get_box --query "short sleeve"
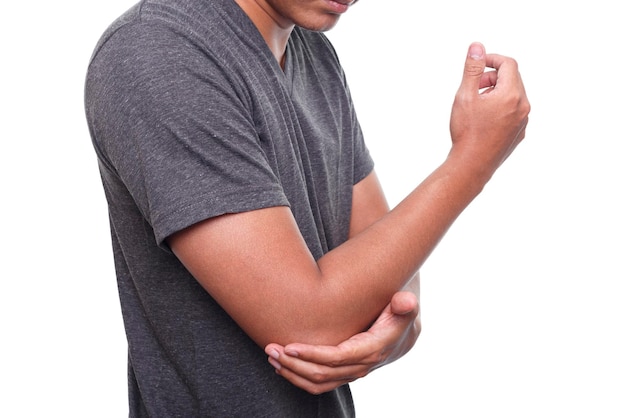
[86,22,289,246]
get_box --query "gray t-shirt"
[85,0,374,416]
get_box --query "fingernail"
[469,43,484,60]
[268,357,281,371]
[285,349,298,357]
[268,349,280,360]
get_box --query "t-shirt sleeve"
[351,114,375,185]
[87,23,289,247]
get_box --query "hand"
[264,290,421,395]
[449,42,531,179]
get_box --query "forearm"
[170,152,485,349]
[313,153,485,343]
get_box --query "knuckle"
[363,350,384,365]
[464,63,484,76]
[503,56,519,70]
[330,346,360,367]
[328,359,344,368]
[310,370,330,384]
[327,354,349,368]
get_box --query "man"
[85,0,529,416]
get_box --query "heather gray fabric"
[85,0,373,416]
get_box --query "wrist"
[444,144,497,194]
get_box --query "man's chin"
[299,15,341,32]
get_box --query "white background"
[2,1,624,417]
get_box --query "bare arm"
[168,43,529,349]
[260,165,422,394]
[167,159,464,348]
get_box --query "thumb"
[459,42,486,93]
[390,291,419,316]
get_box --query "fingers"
[266,342,345,367]
[271,360,358,395]
[460,43,524,96]
[274,333,380,368]
[265,343,368,395]
[262,291,422,394]
[482,53,527,99]
[479,71,497,92]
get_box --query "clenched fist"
[449,42,530,182]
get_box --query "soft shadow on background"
[2,2,623,417]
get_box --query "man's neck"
[234,0,294,67]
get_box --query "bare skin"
[168,0,530,395]
[234,0,352,62]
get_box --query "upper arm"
[167,205,325,348]
[167,171,391,349]
[349,170,390,238]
